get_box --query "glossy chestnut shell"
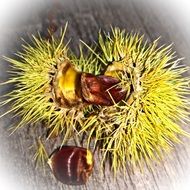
[48,146,94,185]
[81,73,126,106]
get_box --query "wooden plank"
[0,0,190,189]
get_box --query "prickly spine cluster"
[1,23,190,183]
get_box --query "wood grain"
[0,0,190,190]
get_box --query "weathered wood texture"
[0,0,190,190]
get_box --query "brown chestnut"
[81,73,126,106]
[48,146,94,185]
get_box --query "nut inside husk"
[1,24,190,178]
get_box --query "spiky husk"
[1,25,190,175]
[80,28,190,173]
[0,24,100,144]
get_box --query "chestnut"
[81,73,126,106]
[48,146,94,185]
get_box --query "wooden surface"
[0,0,190,189]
